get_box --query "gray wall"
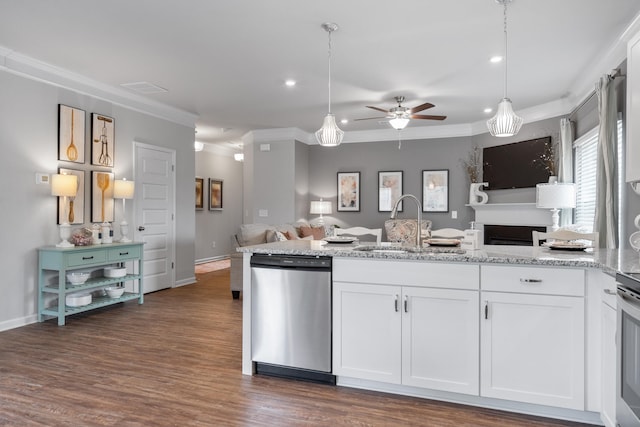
[0,70,195,329]
[195,150,243,262]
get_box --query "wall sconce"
[234,153,244,162]
[194,141,204,152]
[310,198,332,226]
[536,182,576,231]
[51,173,78,247]
[113,178,135,242]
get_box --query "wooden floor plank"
[0,268,591,426]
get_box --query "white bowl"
[65,292,92,307]
[630,231,640,252]
[103,267,126,278]
[67,272,90,285]
[104,286,125,298]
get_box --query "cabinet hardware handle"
[119,252,129,256]
[394,294,399,312]
[82,256,94,260]
[520,278,542,283]
[604,289,617,295]
[404,295,408,313]
[138,226,145,231]
[484,300,489,319]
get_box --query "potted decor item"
[462,146,489,205]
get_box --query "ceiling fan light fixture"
[487,0,522,138]
[389,117,410,130]
[316,22,344,147]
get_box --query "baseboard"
[175,276,197,287]
[195,255,230,265]
[0,314,37,332]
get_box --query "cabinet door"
[480,292,585,410]
[402,287,479,395]
[333,281,401,383]
[601,301,617,427]
[628,32,640,183]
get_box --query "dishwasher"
[250,253,334,384]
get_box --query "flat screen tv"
[482,136,552,190]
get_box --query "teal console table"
[38,242,144,325]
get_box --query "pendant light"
[487,0,523,137]
[316,22,344,147]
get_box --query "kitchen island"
[238,241,640,426]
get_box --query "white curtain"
[594,75,618,248]
[558,118,574,227]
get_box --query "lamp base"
[119,220,131,242]
[550,208,561,232]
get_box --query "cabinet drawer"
[108,246,141,261]
[66,250,107,267]
[481,265,584,296]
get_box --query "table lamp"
[310,198,332,226]
[51,173,78,247]
[536,182,576,231]
[113,178,135,242]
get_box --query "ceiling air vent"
[120,81,168,94]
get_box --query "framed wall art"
[422,169,449,213]
[91,171,115,223]
[209,178,223,210]
[57,168,85,225]
[91,113,115,167]
[378,170,403,212]
[58,104,86,163]
[337,171,360,212]
[195,177,204,210]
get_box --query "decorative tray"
[323,236,357,244]
[425,238,461,247]
[543,241,590,251]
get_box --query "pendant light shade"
[316,22,344,147]
[487,0,522,137]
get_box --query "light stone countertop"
[237,240,640,276]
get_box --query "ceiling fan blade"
[354,116,387,121]
[411,114,447,121]
[366,106,390,113]
[410,102,435,114]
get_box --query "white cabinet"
[333,259,480,395]
[627,31,640,183]
[480,265,585,410]
[601,279,617,427]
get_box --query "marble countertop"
[238,240,640,276]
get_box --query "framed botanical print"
[378,171,403,212]
[422,169,449,212]
[58,105,86,163]
[91,113,115,167]
[91,171,115,223]
[195,177,204,210]
[209,178,223,210]
[337,172,360,212]
[58,168,85,225]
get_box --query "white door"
[134,142,175,293]
[480,292,585,410]
[402,287,479,395]
[333,281,402,383]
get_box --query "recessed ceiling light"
[484,108,493,114]
[285,79,296,87]
[489,56,503,63]
[340,119,348,125]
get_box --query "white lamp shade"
[113,179,135,199]
[389,117,409,130]
[487,98,524,137]
[310,200,332,215]
[51,174,78,197]
[536,182,576,209]
[315,114,344,147]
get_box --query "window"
[573,119,623,232]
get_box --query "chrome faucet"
[390,194,423,248]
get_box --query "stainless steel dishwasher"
[250,254,334,384]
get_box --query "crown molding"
[0,46,198,128]
[247,127,309,144]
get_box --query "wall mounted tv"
[482,136,552,190]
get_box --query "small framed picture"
[378,171,403,212]
[337,172,360,212]
[195,177,204,210]
[422,169,449,213]
[209,178,223,210]
[91,113,115,167]
[91,171,115,223]
[58,105,86,163]
[58,168,85,225]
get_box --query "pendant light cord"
[503,1,508,99]
[327,29,333,114]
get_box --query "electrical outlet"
[451,210,458,219]
[258,209,268,217]
[212,241,216,248]
[36,173,49,184]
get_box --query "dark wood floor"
[0,267,593,426]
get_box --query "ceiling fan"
[355,96,447,130]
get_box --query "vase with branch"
[533,137,558,181]
[461,146,488,204]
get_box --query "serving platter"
[544,241,590,251]
[425,238,461,247]
[323,236,357,244]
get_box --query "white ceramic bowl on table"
[66,272,90,285]
[104,286,125,298]
[65,292,92,307]
[103,267,126,278]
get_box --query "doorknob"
[138,226,145,231]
